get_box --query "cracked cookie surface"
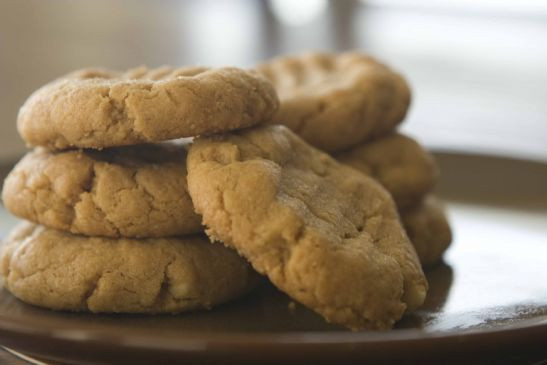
[336,133,439,209]
[18,66,279,149]
[402,195,452,267]
[2,143,202,238]
[255,52,410,152]
[0,222,258,313]
[186,125,427,330]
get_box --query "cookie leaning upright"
[186,125,427,330]
[255,52,411,152]
[17,66,279,149]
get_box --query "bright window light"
[269,0,328,26]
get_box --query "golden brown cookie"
[336,133,439,209]
[2,143,202,238]
[186,125,427,330]
[402,195,452,267]
[18,66,279,149]
[255,52,411,152]
[0,222,258,313]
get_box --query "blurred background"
[0,0,546,164]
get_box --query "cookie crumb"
[288,301,296,314]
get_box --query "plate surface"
[0,152,545,365]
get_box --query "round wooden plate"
[0,152,545,365]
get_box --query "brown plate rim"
[0,305,544,346]
[0,312,545,365]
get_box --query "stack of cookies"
[0,66,279,314]
[255,52,452,267]
[1,51,451,331]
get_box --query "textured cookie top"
[186,125,427,330]
[2,143,202,238]
[401,195,452,267]
[336,133,439,210]
[255,52,411,152]
[0,222,257,313]
[18,66,279,149]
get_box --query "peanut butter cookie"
[0,222,258,313]
[18,66,279,149]
[255,52,410,152]
[186,125,427,330]
[2,143,202,238]
[336,133,438,209]
[402,195,452,267]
